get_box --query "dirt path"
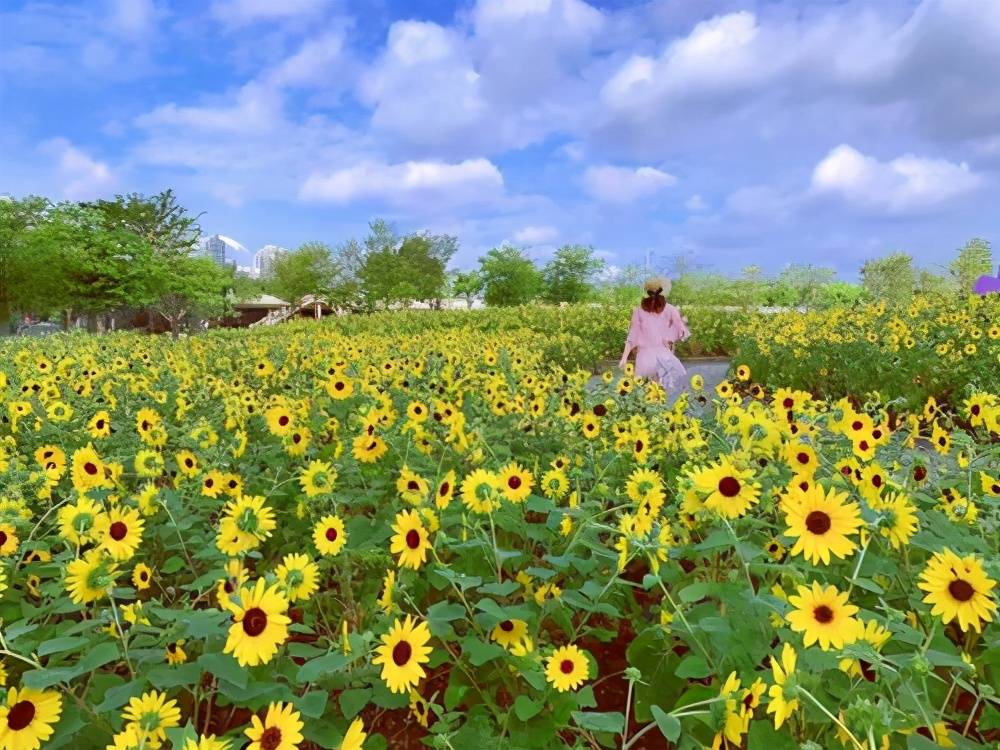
[588,357,731,402]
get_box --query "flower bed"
[0,313,996,749]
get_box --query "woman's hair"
[640,276,670,313]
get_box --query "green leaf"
[198,652,248,689]
[296,650,352,683]
[678,582,713,603]
[38,636,90,657]
[161,556,186,574]
[339,688,372,719]
[93,679,147,713]
[675,655,711,679]
[427,601,466,622]
[571,711,624,734]
[147,663,202,690]
[478,581,520,596]
[650,706,681,742]
[514,695,543,721]
[293,690,328,718]
[461,636,506,667]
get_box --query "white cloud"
[513,225,558,244]
[40,138,116,200]
[300,158,504,207]
[810,144,983,214]
[583,165,676,203]
[261,31,346,89]
[107,0,156,38]
[684,194,707,211]
[211,0,333,25]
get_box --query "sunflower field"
[0,304,997,750]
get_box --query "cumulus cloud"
[583,165,676,203]
[684,194,707,211]
[513,225,559,244]
[211,0,333,26]
[40,138,116,200]
[300,158,504,207]
[810,144,983,214]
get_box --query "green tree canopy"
[950,238,993,292]
[267,242,339,303]
[541,244,604,303]
[359,233,452,309]
[861,252,916,305]
[449,270,484,308]
[478,245,543,307]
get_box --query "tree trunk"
[64,308,73,331]
[0,292,10,335]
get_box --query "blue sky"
[3,0,1000,277]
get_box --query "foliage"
[478,245,543,307]
[861,252,917,306]
[950,238,993,292]
[86,189,201,257]
[267,242,340,304]
[0,310,996,749]
[148,255,233,334]
[541,245,604,304]
[449,271,484,308]
[359,233,453,309]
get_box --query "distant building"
[254,244,286,278]
[200,235,228,265]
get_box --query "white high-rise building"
[254,245,286,278]
[198,234,248,266]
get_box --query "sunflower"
[917,549,997,633]
[98,506,145,561]
[396,467,429,505]
[712,671,748,748]
[299,460,337,498]
[544,644,590,692]
[490,618,529,650]
[33,445,65,476]
[783,485,862,565]
[373,615,433,694]
[378,570,395,612]
[246,702,303,750]
[313,515,347,556]
[70,443,107,492]
[224,579,291,667]
[409,691,430,728]
[182,736,231,750]
[340,717,366,750]
[839,619,890,680]
[766,643,800,729]
[88,410,112,438]
[689,456,760,518]
[122,690,181,748]
[132,563,153,590]
[175,449,200,478]
[786,581,860,650]
[0,525,18,558]
[873,492,918,549]
[325,376,354,400]
[275,553,320,602]
[625,467,665,509]
[216,495,276,555]
[460,469,500,514]
[165,640,188,665]
[784,443,817,477]
[352,433,388,463]
[264,405,295,437]
[435,470,456,509]
[65,550,117,604]
[134,449,165,479]
[498,462,533,503]
[389,510,431,570]
[0,687,63,750]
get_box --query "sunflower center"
[508,476,521,490]
[109,521,128,541]
[242,607,268,636]
[260,726,283,750]
[0,532,6,546]
[392,641,412,666]
[948,579,975,602]
[84,461,98,475]
[805,511,832,535]
[439,482,450,496]
[499,620,514,632]
[325,527,338,542]
[718,476,741,497]
[635,439,644,453]
[796,452,809,465]
[405,529,421,549]
[278,415,289,426]
[559,659,575,674]
[6,700,35,730]
[813,605,834,624]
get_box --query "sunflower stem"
[798,686,864,750]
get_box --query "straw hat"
[643,276,671,296]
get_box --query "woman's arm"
[619,308,640,367]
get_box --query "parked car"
[16,321,63,337]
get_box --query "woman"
[619,276,690,391]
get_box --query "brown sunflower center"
[718,476,741,497]
[805,511,832,535]
[948,579,975,602]
[499,620,514,632]
[796,452,809,465]
[508,476,521,490]
[392,641,412,666]
[109,521,128,541]
[439,482,450,496]
[325,527,338,542]
[405,529,421,549]
[259,726,282,750]
[7,700,35,730]
[813,605,834,624]
[242,607,268,636]
[84,461,98,475]
[278,415,289,426]
[559,659,575,674]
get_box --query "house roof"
[234,294,291,309]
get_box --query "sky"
[3,0,1000,277]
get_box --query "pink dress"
[619,304,690,390]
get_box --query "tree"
[148,255,231,334]
[86,189,201,256]
[541,244,604,303]
[450,271,484,308]
[0,196,53,333]
[478,245,542,306]
[950,238,993,292]
[777,264,837,307]
[860,252,916,305]
[268,242,339,303]
[359,234,449,309]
